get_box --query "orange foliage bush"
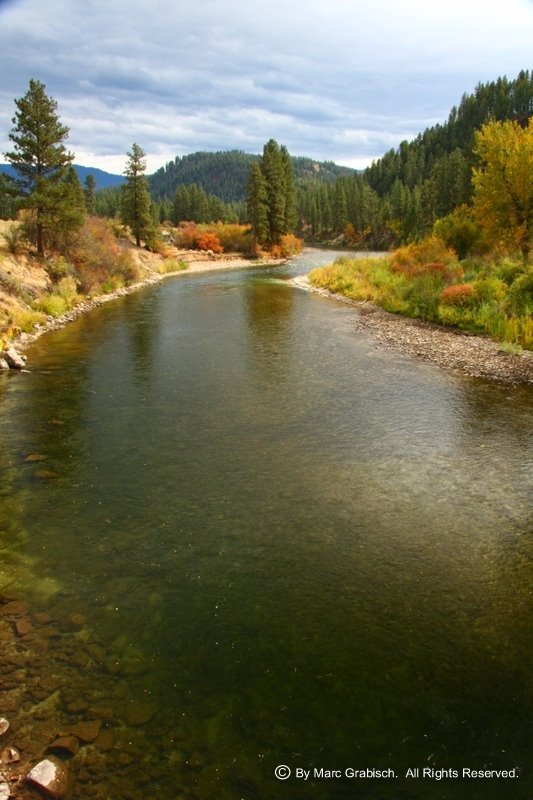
[439,283,475,307]
[173,222,198,250]
[195,232,223,253]
[271,234,303,259]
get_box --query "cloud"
[1,0,532,172]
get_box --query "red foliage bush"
[439,283,475,307]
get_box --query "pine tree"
[280,145,297,233]
[121,143,153,247]
[4,79,80,256]
[84,174,97,214]
[247,162,269,250]
[262,139,286,245]
[46,166,86,251]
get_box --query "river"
[0,251,532,799]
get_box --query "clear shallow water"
[0,252,532,799]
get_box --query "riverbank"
[291,275,533,385]
[6,252,282,357]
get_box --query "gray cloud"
[1,0,532,172]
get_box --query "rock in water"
[0,779,10,800]
[26,757,69,799]
[1,746,20,764]
[0,718,9,737]
[3,347,26,370]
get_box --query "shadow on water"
[0,254,531,799]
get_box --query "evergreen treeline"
[299,70,533,247]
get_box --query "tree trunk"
[37,222,44,257]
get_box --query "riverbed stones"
[25,453,47,463]
[1,748,19,765]
[0,600,29,617]
[0,719,9,737]
[26,756,69,799]
[123,699,159,727]
[69,719,102,743]
[47,735,79,757]
[15,618,33,636]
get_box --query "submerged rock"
[26,757,69,799]
[124,699,160,727]
[1,747,20,765]
[69,719,102,743]
[47,735,79,757]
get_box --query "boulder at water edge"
[3,348,26,370]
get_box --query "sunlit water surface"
[0,252,532,799]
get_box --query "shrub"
[506,269,533,316]
[495,257,527,285]
[278,234,303,258]
[440,283,475,307]
[173,222,198,250]
[6,309,45,333]
[211,223,252,253]
[393,235,458,268]
[67,218,138,294]
[57,276,81,307]
[47,256,75,282]
[3,223,26,255]
[158,259,188,274]
[392,260,463,284]
[433,205,484,259]
[39,294,67,317]
[195,232,223,253]
[472,277,507,304]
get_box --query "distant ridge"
[0,163,124,190]
[148,150,356,203]
[1,152,355,202]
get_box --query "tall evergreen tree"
[261,139,286,245]
[280,145,297,233]
[84,174,97,214]
[121,143,153,247]
[4,79,80,256]
[247,162,269,249]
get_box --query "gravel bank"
[291,275,533,385]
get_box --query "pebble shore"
[291,275,533,385]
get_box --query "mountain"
[148,150,355,203]
[0,163,124,190]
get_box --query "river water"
[0,251,532,799]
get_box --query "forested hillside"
[148,150,354,203]
[302,70,533,247]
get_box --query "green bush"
[39,294,67,317]
[3,223,26,255]
[506,269,533,316]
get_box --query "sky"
[0,0,532,175]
